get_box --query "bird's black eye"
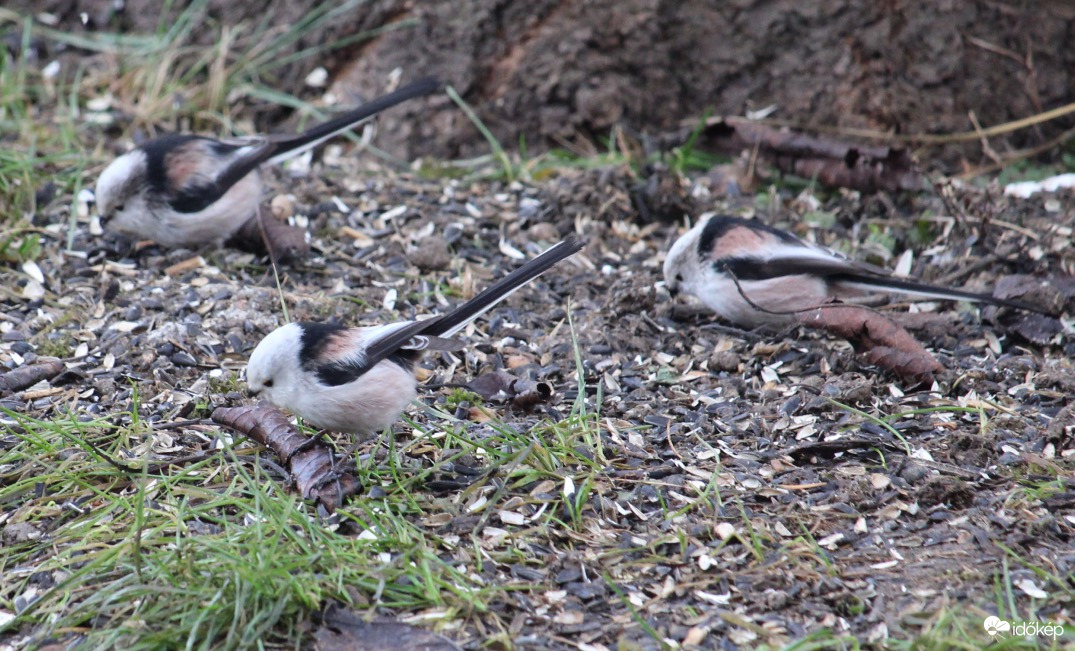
[675,273,684,282]
[114,203,125,212]
[263,379,274,388]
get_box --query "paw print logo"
[984,616,1010,638]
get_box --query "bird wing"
[313,236,583,386]
[314,318,448,386]
[717,242,890,282]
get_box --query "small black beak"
[668,286,679,298]
[246,388,260,398]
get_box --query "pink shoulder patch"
[314,329,366,364]
[164,140,214,190]
[709,225,779,261]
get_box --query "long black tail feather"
[837,273,1049,314]
[335,237,584,384]
[432,236,585,336]
[269,77,441,160]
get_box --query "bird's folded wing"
[718,253,885,282]
[318,317,447,386]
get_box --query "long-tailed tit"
[664,214,1039,328]
[93,77,439,248]
[246,237,583,434]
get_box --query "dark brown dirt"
[10,1,1074,162]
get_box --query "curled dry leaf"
[226,210,310,264]
[212,402,360,512]
[0,361,65,396]
[464,370,553,409]
[796,304,943,385]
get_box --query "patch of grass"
[1,405,508,647]
[891,605,1070,650]
[827,399,999,456]
[994,157,1069,188]
[442,87,728,184]
[0,230,44,264]
[31,332,75,359]
[603,575,671,650]
[802,209,838,229]
[442,387,483,411]
[756,630,862,650]
[826,398,914,455]
[994,544,1075,602]
[207,370,244,395]
[668,109,722,174]
[1016,477,1066,502]
[883,557,1073,650]
[788,522,839,577]
[0,15,86,248]
[446,85,517,183]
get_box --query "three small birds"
[92,79,1041,437]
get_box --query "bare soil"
[12,0,1075,161]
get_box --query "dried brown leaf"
[226,210,309,263]
[212,402,360,511]
[464,370,553,408]
[796,305,943,384]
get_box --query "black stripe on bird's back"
[301,318,397,387]
[716,256,814,281]
[696,215,801,260]
[308,319,438,387]
[142,134,243,214]
[141,134,207,195]
[314,350,421,387]
[297,322,350,369]
[315,363,359,387]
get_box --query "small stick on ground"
[0,361,65,396]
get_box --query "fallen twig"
[0,361,65,396]
[703,118,925,192]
